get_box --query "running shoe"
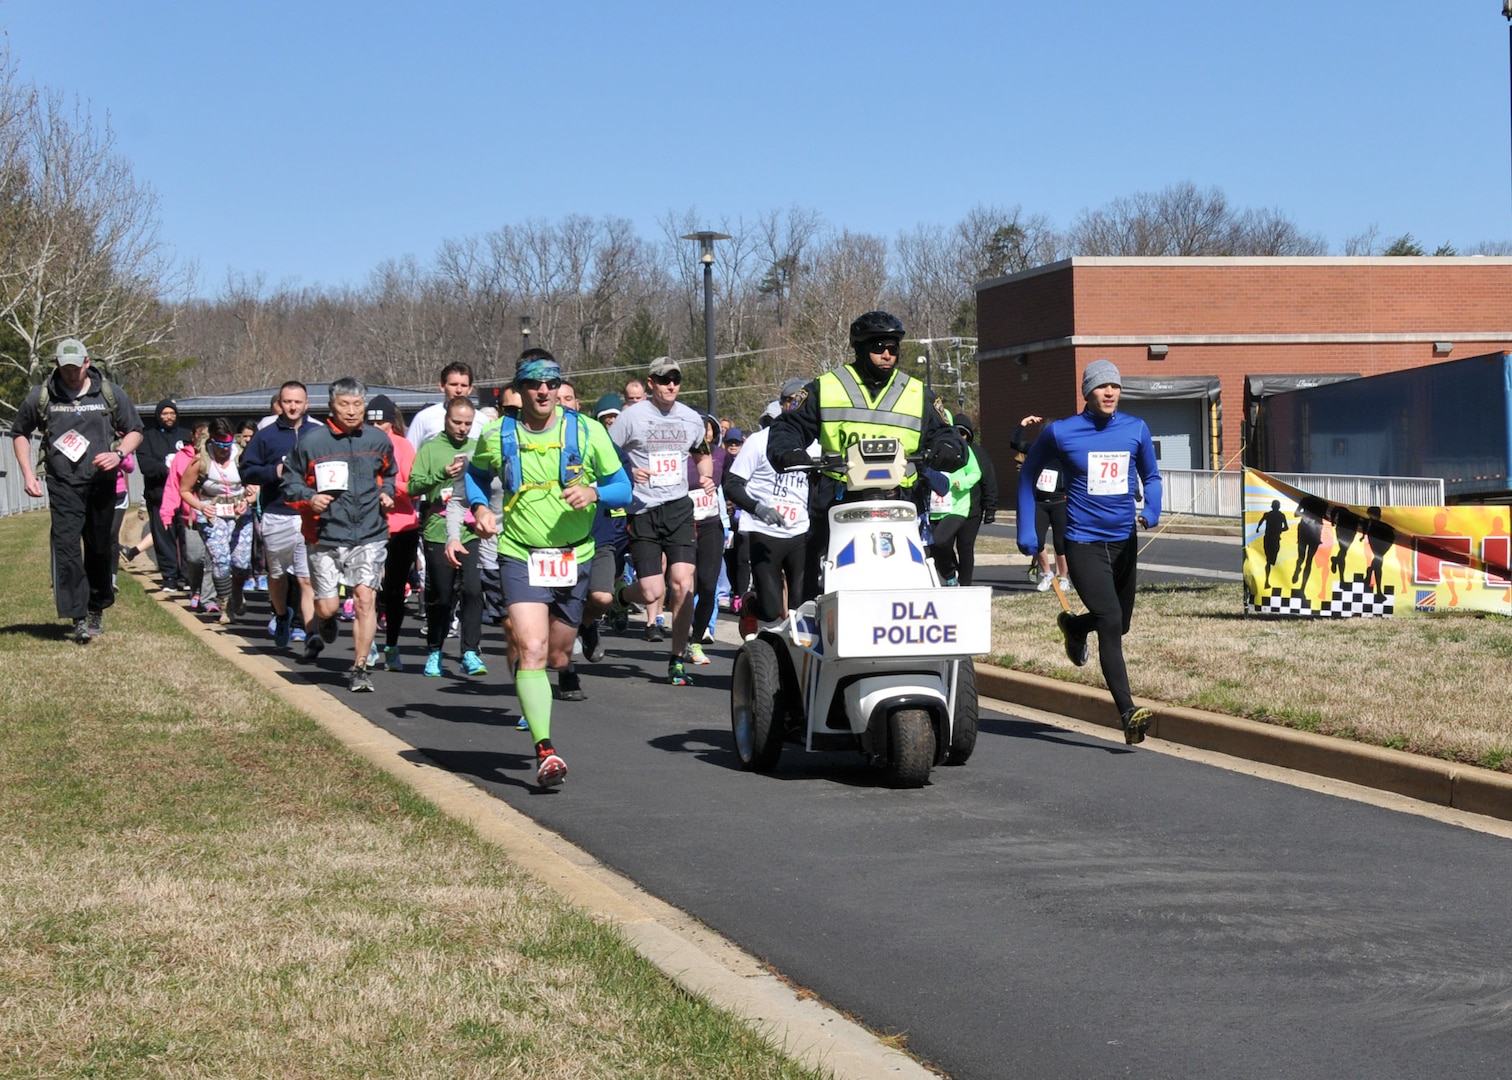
[188,594,201,612]
[273,611,292,650]
[1121,706,1153,745]
[86,609,104,637]
[668,657,691,686]
[1036,573,1055,592]
[348,666,374,693]
[1058,576,1071,593]
[218,604,232,625]
[685,642,709,666]
[702,627,714,644]
[366,644,385,670]
[267,614,279,636]
[1027,565,1041,584]
[290,625,307,643]
[338,597,355,622]
[319,615,339,644]
[461,651,488,676]
[1057,611,1089,667]
[203,600,221,616]
[535,748,567,788]
[609,585,630,633]
[517,715,530,730]
[383,646,404,672]
[303,634,324,661]
[646,615,666,643]
[72,617,92,644]
[448,615,460,638]
[424,650,443,678]
[255,575,268,592]
[580,619,605,663]
[230,583,246,617]
[557,669,586,701]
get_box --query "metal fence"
[1158,470,1446,518]
[1,437,146,517]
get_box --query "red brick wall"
[978,258,1512,477]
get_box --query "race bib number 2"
[1086,451,1130,496]
[528,547,578,587]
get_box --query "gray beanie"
[1082,359,1122,398]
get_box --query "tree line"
[4,29,1508,430]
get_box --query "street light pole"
[519,314,532,356]
[681,230,730,416]
[1505,2,1512,226]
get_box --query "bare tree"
[0,76,180,410]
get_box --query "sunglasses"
[519,378,562,391]
[651,373,682,386]
[868,341,900,356]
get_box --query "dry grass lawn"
[991,580,1512,771]
[0,510,825,1079]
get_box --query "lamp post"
[681,230,730,416]
[519,314,532,356]
[1505,2,1512,224]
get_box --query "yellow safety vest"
[816,365,926,486]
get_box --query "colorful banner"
[1243,468,1512,617]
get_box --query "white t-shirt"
[609,399,707,511]
[729,426,814,538]
[408,399,484,451]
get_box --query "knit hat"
[1082,359,1121,398]
[593,392,623,420]
[365,395,399,425]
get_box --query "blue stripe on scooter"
[836,540,855,567]
[908,539,924,563]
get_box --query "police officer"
[9,338,144,642]
[765,311,964,598]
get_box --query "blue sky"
[4,1,1510,293]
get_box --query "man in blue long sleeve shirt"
[1017,360,1163,743]
[238,380,322,651]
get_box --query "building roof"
[170,384,443,420]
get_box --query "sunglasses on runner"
[651,373,682,386]
[868,341,900,356]
[519,378,562,391]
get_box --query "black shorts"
[629,499,696,578]
[499,554,590,626]
[588,535,629,595]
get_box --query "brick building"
[974,256,1512,484]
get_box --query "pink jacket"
[385,431,418,533]
[159,444,199,527]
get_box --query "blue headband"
[514,358,561,385]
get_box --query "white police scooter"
[730,439,992,787]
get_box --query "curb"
[137,571,935,1080]
[974,664,1512,822]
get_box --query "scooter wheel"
[731,638,784,772]
[945,661,979,766]
[887,708,935,788]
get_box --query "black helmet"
[848,310,905,348]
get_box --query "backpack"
[494,409,587,512]
[33,377,124,477]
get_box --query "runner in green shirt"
[465,351,632,789]
[410,396,485,676]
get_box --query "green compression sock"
[515,667,552,743]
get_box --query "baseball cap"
[366,394,399,425]
[648,355,682,378]
[55,338,88,367]
[722,427,745,444]
[780,377,807,398]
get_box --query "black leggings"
[423,537,482,653]
[747,531,807,621]
[692,515,725,639]
[929,514,981,585]
[382,527,423,649]
[1063,536,1139,716]
[1034,496,1067,554]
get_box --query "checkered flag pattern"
[1249,576,1396,618]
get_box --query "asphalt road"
[224,533,1511,1079]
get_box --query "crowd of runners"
[11,311,1163,787]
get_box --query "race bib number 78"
[1086,451,1130,496]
